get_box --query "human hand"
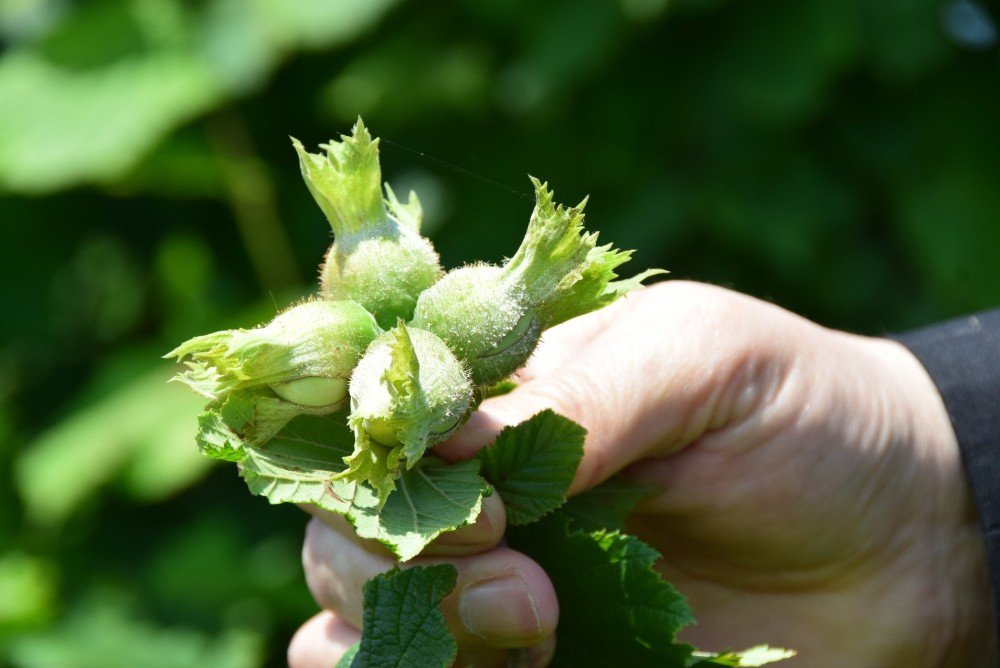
[289,281,997,667]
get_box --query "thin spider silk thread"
[381,138,533,202]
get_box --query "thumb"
[434,360,674,496]
[433,282,796,496]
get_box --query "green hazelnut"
[293,119,443,328]
[166,299,380,405]
[340,322,473,505]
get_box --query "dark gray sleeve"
[893,309,1000,648]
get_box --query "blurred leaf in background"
[2,0,999,664]
[0,0,399,193]
[7,590,263,668]
[15,364,207,526]
[0,552,57,634]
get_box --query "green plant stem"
[205,111,302,293]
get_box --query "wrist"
[877,339,998,666]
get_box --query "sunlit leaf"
[354,565,457,668]
[15,364,208,525]
[0,52,220,193]
[240,413,487,560]
[0,552,57,632]
[6,592,264,668]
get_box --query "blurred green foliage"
[1,0,998,664]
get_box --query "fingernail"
[459,573,542,643]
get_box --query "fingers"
[302,516,388,623]
[302,517,558,650]
[287,613,557,668]
[437,281,798,495]
[513,300,624,382]
[439,546,557,649]
[287,610,359,668]
[434,291,664,491]
[440,361,645,496]
[422,490,507,556]
[301,489,507,558]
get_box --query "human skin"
[288,281,998,667]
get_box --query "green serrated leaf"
[384,183,422,232]
[503,177,592,304]
[561,475,658,532]
[508,513,794,666]
[508,512,695,667]
[689,645,796,667]
[355,565,457,668]
[238,412,358,509]
[477,379,518,400]
[338,428,400,512]
[195,398,251,462]
[195,390,340,463]
[239,413,485,560]
[352,458,487,561]
[292,118,386,237]
[477,410,586,525]
[542,242,667,328]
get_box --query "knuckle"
[527,366,602,424]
